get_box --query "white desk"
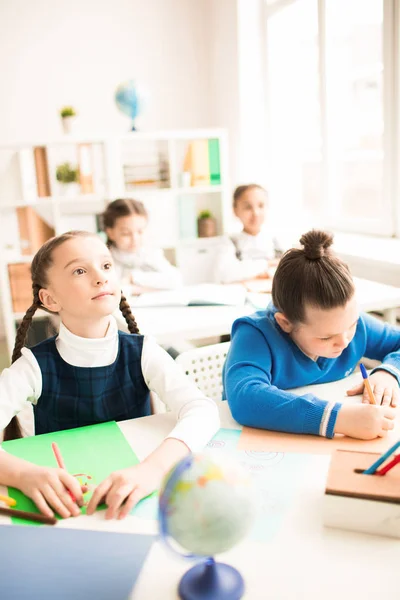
[2,374,400,599]
[117,277,400,346]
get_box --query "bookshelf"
[0,129,230,357]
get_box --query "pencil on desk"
[51,442,76,503]
[359,363,376,405]
[363,439,400,475]
[0,506,57,525]
[377,453,400,476]
[0,494,17,507]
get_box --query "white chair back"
[175,341,230,402]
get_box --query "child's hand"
[17,464,83,518]
[347,370,399,406]
[86,462,162,520]
[335,404,396,439]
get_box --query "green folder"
[3,421,141,525]
[208,138,221,185]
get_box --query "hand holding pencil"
[346,363,400,407]
[15,461,83,519]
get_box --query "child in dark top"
[0,231,218,520]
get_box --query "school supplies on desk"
[363,439,400,474]
[0,506,57,525]
[323,449,400,538]
[0,524,155,600]
[359,363,376,404]
[2,421,141,525]
[51,441,77,503]
[0,493,16,507]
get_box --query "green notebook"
[3,421,141,525]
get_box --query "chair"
[175,341,231,402]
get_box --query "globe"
[114,80,148,130]
[159,453,255,600]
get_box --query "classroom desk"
[1,373,400,599]
[117,277,400,345]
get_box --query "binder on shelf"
[208,138,221,185]
[8,263,32,313]
[33,146,51,197]
[16,206,55,256]
[183,140,210,186]
[77,143,94,194]
[323,449,400,538]
[18,148,37,202]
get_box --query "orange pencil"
[51,442,77,503]
[359,363,376,405]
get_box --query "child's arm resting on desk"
[347,313,400,406]
[0,352,83,518]
[225,323,395,439]
[87,337,220,519]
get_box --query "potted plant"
[60,106,77,134]
[197,210,217,238]
[56,162,80,196]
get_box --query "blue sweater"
[224,306,400,438]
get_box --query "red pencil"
[51,442,77,503]
[376,453,400,476]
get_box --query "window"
[265,0,395,236]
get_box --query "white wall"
[0,0,212,143]
[0,0,214,340]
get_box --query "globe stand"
[178,557,244,600]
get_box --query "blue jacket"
[224,306,400,438]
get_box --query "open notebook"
[129,283,247,308]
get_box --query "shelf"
[124,185,223,196]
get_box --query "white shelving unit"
[0,128,230,358]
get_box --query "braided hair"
[3,231,141,441]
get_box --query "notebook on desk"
[129,283,247,308]
[0,525,155,600]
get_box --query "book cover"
[77,143,94,194]
[183,140,210,186]
[18,148,38,202]
[16,206,55,256]
[33,146,51,197]
[208,138,221,185]
[7,262,32,313]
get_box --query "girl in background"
[224,230,399,440]
[0,231,219,519]
[102,198,182,293]
[215,184,280,285]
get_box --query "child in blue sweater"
[224,230,399,440]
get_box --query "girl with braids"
[0,231,219,520]
[224,230,400,440]
[102,198,182,293]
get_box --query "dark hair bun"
[299,229,334,260]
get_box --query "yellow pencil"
[0,494,17,507]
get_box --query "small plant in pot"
[56,162,80,196]
[197,210,217,238]
[60,106,77,134]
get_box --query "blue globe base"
[178,558,244,600]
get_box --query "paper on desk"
[238,375,400,454]
[3,421,143,525]
[130,283,247,308]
